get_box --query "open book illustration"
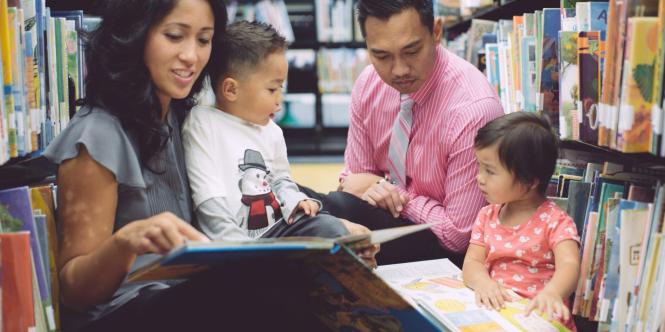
[378,261,571,332]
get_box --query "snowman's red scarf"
[241,192,283,230]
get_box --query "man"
[302,0,503,266]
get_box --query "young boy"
[182,21,359,244]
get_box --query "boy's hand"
[473,279,513,310]
[526,289,570,322]
[288,199,320,224]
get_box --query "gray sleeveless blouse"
[44,106,193,329]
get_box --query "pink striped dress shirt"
[341,45,504,252]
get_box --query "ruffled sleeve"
[44,107,146,188]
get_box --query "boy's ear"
[220,77,240,102]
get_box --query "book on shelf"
[543,156,665,330]
[471,1,665,157]
[0,0,86,167]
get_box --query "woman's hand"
[473,279,513,310]
[114,212,209,255]
[526,289,570,322]
[338,218,380,268]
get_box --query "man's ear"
[220,77,240,102]
[433,16,444,42]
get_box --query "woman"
[44,1,374,330]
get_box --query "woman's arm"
[57,146,206,311]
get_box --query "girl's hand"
[288,199,320,224]
[114,212,209,255]
[473,280,513,310]
[526,289,570,322]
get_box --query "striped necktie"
[387,94,414,187]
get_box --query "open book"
[128,222,436,282]
[377,260,571,332]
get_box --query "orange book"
[1,232,35,332]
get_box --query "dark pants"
[79,263,328,332]
[261,212,348,239]
[300,186,466,267]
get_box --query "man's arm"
[339,70,382,192]
[398,98,502,252]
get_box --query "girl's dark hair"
[80,0,227,168]
[474,112,559,194]
[356,0,434,37]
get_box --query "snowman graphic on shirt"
[237,149,282,237]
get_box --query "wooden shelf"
[290,40,365,49]
[560,140,665,170]
[443,0,560,40]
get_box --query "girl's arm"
[57,146,206,311]
[463,243,512,309]
[526,239,580,321]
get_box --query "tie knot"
[400,94,414,112]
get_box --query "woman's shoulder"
[44,106,145,187]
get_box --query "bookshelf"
[443,0,561,41]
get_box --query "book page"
[385,275,570,332]
[375,258,461,282]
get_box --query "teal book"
[128,223,450,332]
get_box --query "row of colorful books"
[0,184,60,332]
[547,152,665,331]
[317,47,368,94]
[0,0,92,166]
[457,1,665,156]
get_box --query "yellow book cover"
[617,17,659,153]
[30,185,60,331]
[0,0,17,158]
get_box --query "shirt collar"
[408,44,447,107]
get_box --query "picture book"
[378,260,570,332]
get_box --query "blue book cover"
[589,2,609,32]
[540,8,561,129]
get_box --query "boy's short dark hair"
[209,20,287,90]
[474,112,559,194]
[356,0,434,37]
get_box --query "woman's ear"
[220,77,239,102]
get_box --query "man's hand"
[361,179,409,218]
[338,218,380,268]
[338,173,383,198]
[288,199,320,224]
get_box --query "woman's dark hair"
[474,112,559,195]
[80,0,227,168]
[356,0,434,37]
